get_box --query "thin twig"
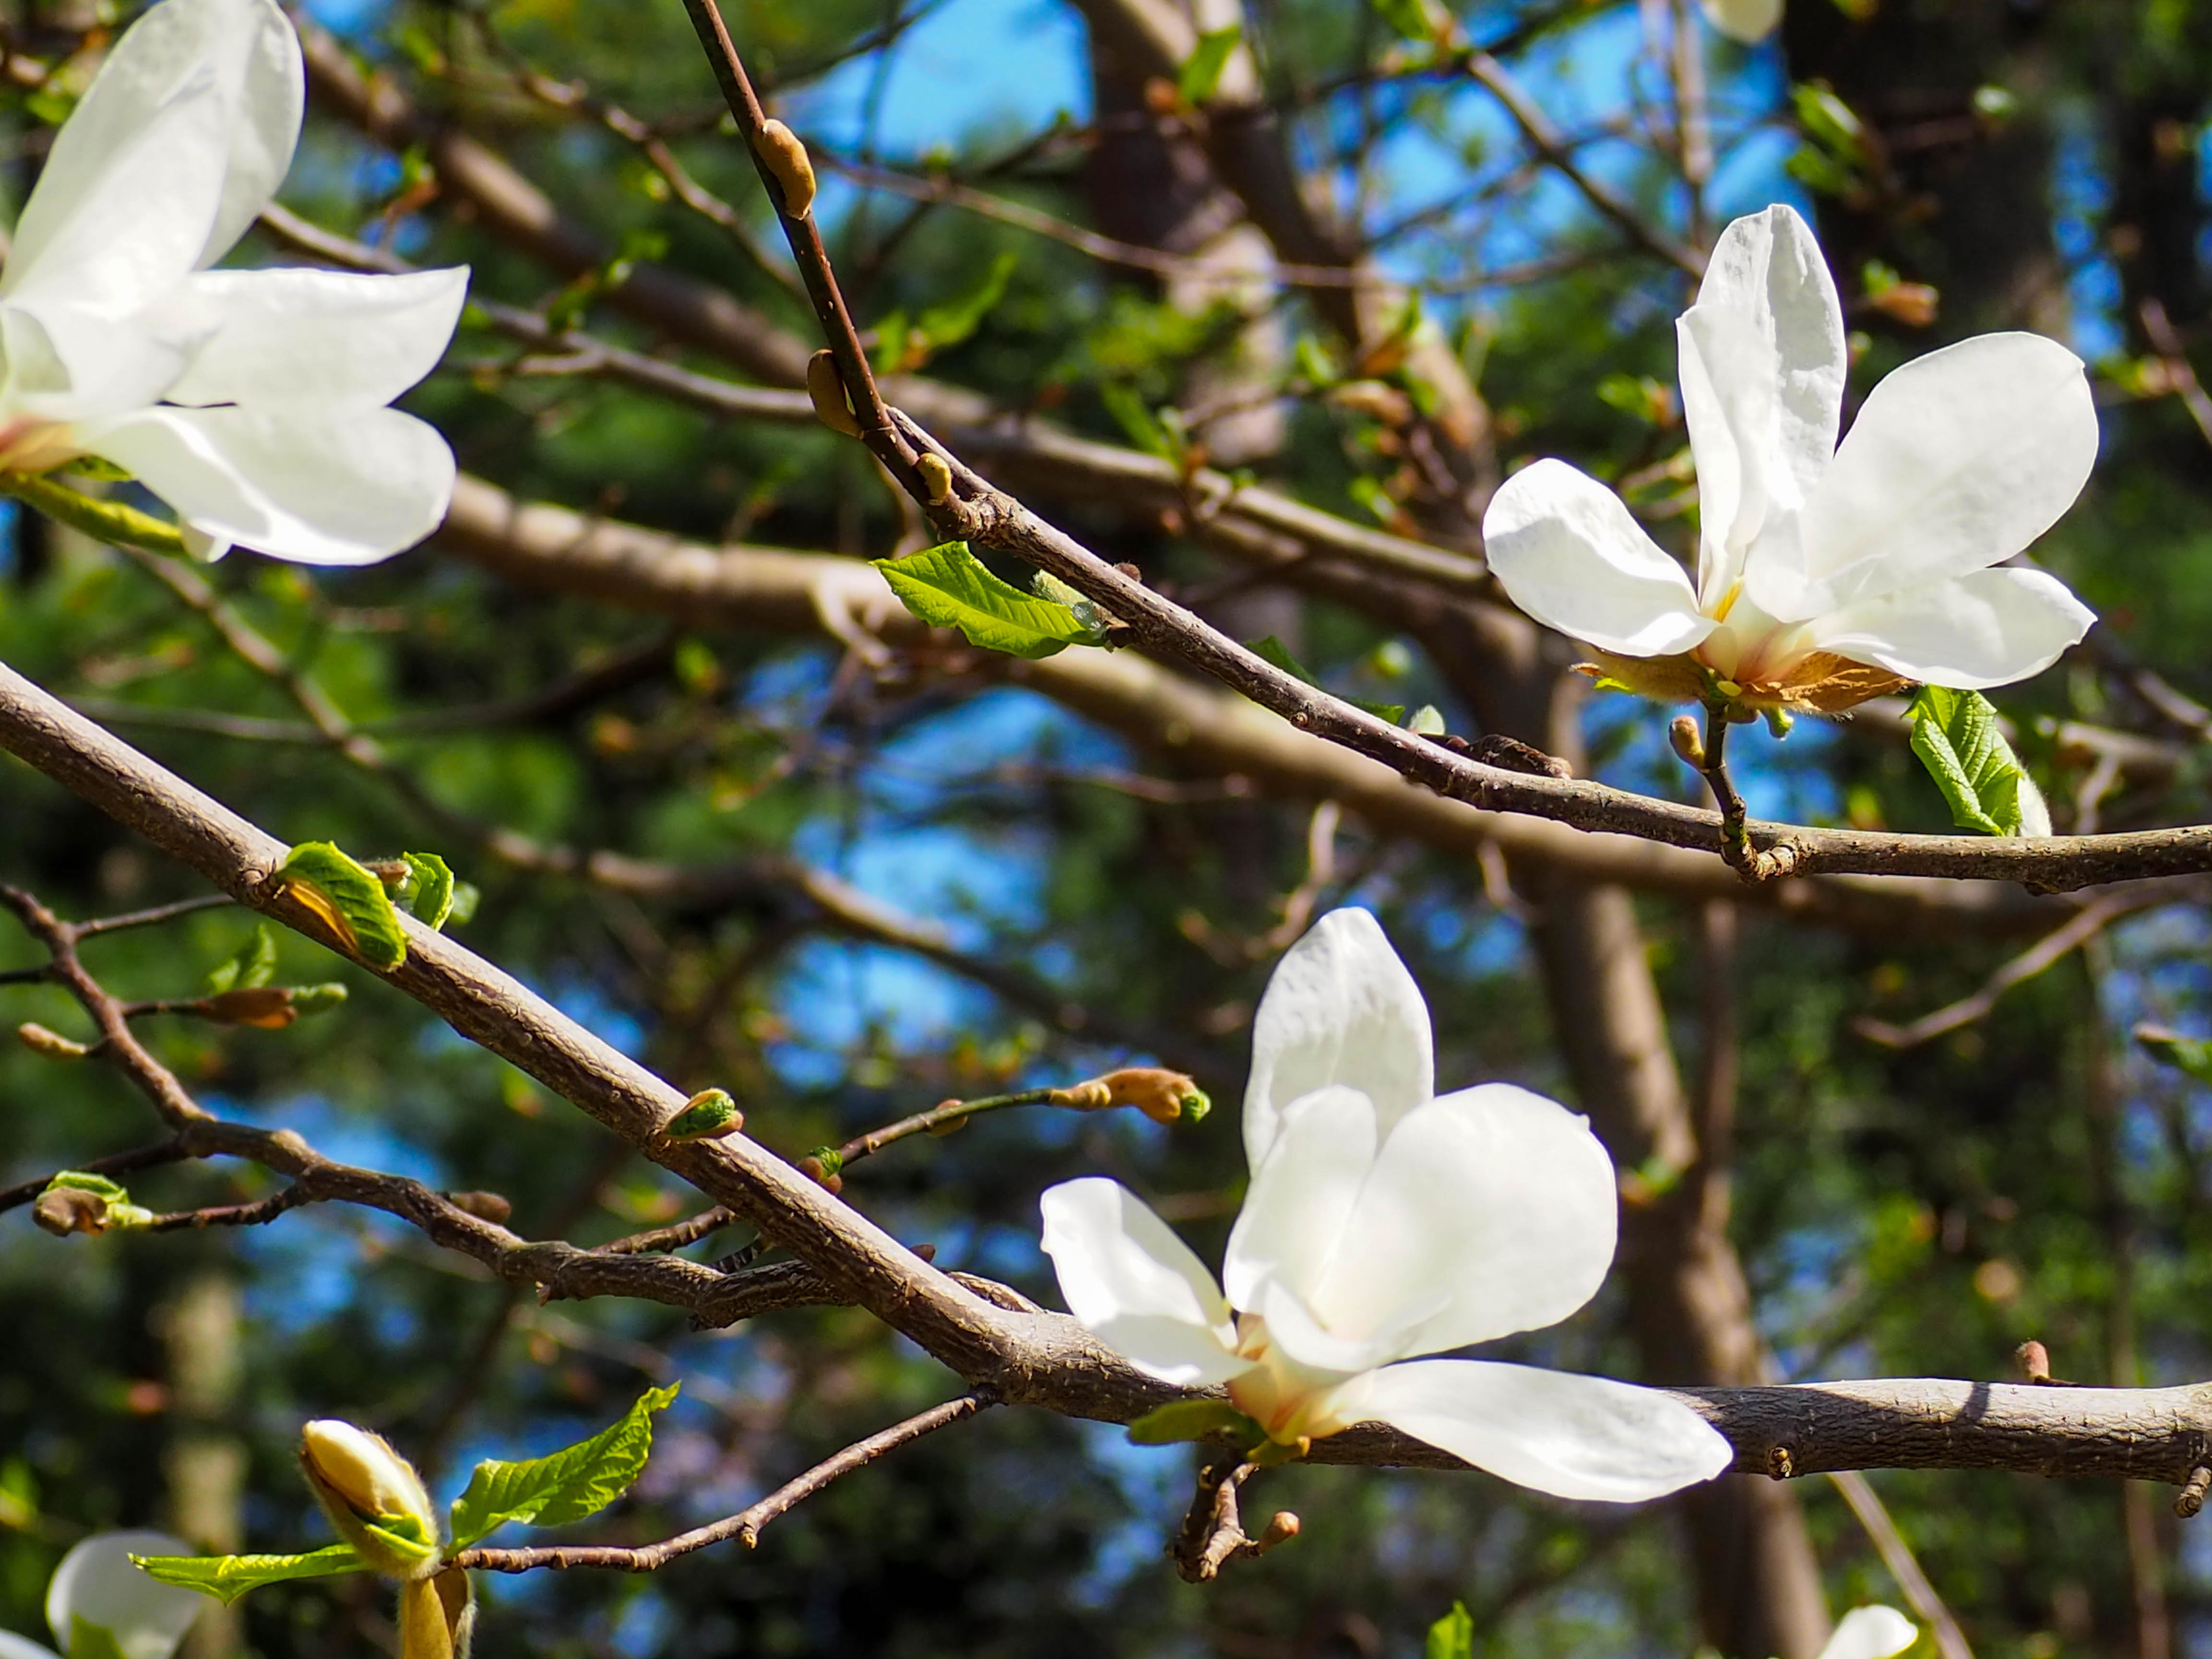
[1827,1470,1974,1659]
[453,1393,993,1571]
[594,1206,738,1256]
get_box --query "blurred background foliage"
[3,0,2212,1655]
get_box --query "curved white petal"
[1335,1360,1734,1503]
[1308,1084,1619,1356]
[1224,1085,1377,1312]
[1820,1606,1919,1659]
[1039,1178,1246,1386]
[1482,459,1712,657]
[1243,908,1434,1171]
[1678,204,1846,601]
[87,405,456,567]
[1807,566,2094,689]
[1700,0,1783,42]
[8,0,300,286]
[1759,332,2099,619]
[1,71,228,327]
[0,1631,58,1659]
[46,1532,203,1659]
[161,266,470,413]
[1254,1275,1430,1377]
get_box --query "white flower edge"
[1820,1605,1919,1659]
[0,1532,203,1659]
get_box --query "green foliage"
[1905,687,2045,836]
[278,842,409,970]
[873,543,1096,660]
[1177,24,1242,105]
[447,1384,680,1550]
[1124,1400,1261,1445]
[394,852,458,931]
[2136,1025,2212,1086]
[131,1545,367,1605]
[663,1088,741,1140]
[1425,1602,1475,1659]
[205,923,278,994]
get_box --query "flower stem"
[803,1087,1061,1186]
[1698,699,1756,871]
[0,472,188,557]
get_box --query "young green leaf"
[1029,571,1111,644]
[67,1617,128,1659]
[396,852,458,931]
[1245,636,1405,724]
[447,1384,679,1550]
[916,250,1018,354]
[1905,687,2049,837]
[278,842,409,971]
[132,1545,367,1605]
[2136,1025,2212,1088]
[1099,383,1178,462]
[873,543,1093,660]
[1424,1601,1475,1659]
[1177,24,1241,105]
[206,923,279,994]
[1125,1399,1263,1446]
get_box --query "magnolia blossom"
[1701,0,1782,42]
[0,0,467,564]
[1039,908,1733,1503]
[1483,204,2097,715]
[0,1532,204,1659]
[1820,1606,1919,1659]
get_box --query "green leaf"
[1245,636,1403,724]
[1126,1400,1262,1446]
[873,543,1092,661]
[2137,1025,2212,1087]
[1029,571,1111,643]
[1099,383,1177,461]
[278,842,409,971]
[0,473,187,557]
[917,251,1018,354]
[131,1545,367,1605]
[664,1088,741,1141]
[68,1616,128,1659]
[1425,1601,1475,1659]
[206,923,279,995]
[447,1384,679,1550]
[1904,687,2046,837]
[1177,24,1241,105]
[45,1172,131,1203]
[1370,0,1444,44]
[396,852,457,931]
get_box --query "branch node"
[1765,1445,1796,1481]
[2179,1465,2212,1519]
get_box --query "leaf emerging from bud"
[756,118,816,217]
[663,1088,743,1141]
[299,1420,440,1579]
[201,986,299,1029]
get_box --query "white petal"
[87,406,455,567]
[1308,1084,1619,1356]
[1039,1178,1247,1386]
[161,266,469,413]
[1807,566,2093,689]
[7,0,300,285]
[1759,332,2099,619]
[46,1532,203,1659]
[1,71,228,325]
[1700,0,1783,41]
[1820,1606,1920,1659]
[1679,204,1846,601]
[1481,460,1713,657]
[0,1632,59,1659]
[1243,908,1435,1171]
[1335,1360,1734,1502]
[1253,1275,1428,1376]
[1224,1085,1377,1312]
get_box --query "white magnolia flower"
[0,0,467,564]
[0,1531,204,1659]
[1820,1605,1919,1659]
[1038,908,1734,1503]
[1702,0,1782,43]
[1483,204,2097,715]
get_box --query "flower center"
[1225,1313,1361,1446]
[0,415,84,477]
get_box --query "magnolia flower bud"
[299,1420,441,1579]
[397,1567,475,1659]
[1667,715,1705,769]
[756,119,816,217]
[807,351,863,437]
[916,453,954,506]
[1052,1067,1211,1125]
[17,1021,90,1059]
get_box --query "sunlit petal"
[1335,1360,1734,1502]
[1481,458,1712,657]
[1039,1178,1247,1386]
[46,1532,203,1659]
[1243,908,1434,1170]
[88,405,456,567]
[1223,1085,1376,1312]
[1758,332,2099,619]
[1307,1084,1618,1355]
[161,266,469,412]
[1819,1606,1920,1659]
[1807,566,2094,689]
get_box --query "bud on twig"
[398,1566,475,1659]
[201,985,300,1029]
[663,1088,743,1142]
[1050,1067,1212,1125]
[799,1151,844,1194]
[17,1021,90,1058]
[1257,1510,1300,1551]
[917,452,954,506]
[299,1420,441,1580]
[1668,715,1706,769]
[807,350,862,437]
[444,1190,513,1225]
[34,1185,109,1235]
[756,118,816,217]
